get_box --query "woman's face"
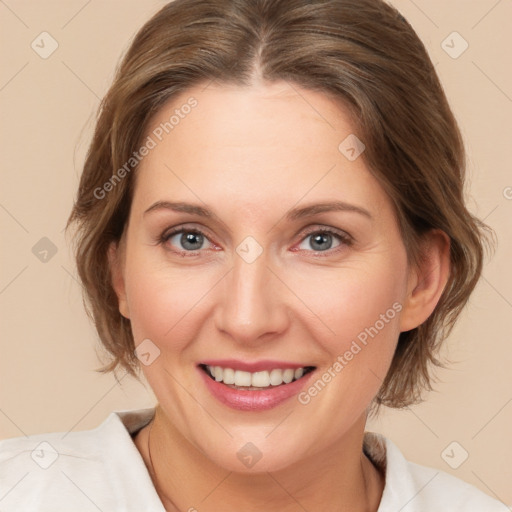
[112,81,419,472]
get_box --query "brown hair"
[67,0,493,408]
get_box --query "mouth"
[198,363,316,390]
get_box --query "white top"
[0,407,507,511]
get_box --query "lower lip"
[198,367,315,411]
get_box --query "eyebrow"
[286,201,372,221]
[143,200,372,222]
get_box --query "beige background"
[0,0,510,505]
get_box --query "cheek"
[291,258,407,350]
[291,265,405,420]
[124,255,216,349]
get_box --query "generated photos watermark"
[93,96,198,200]
[298,301,403,405]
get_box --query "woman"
[0,0,506,510]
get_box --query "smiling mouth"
[199,364,316,390]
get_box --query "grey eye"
[168,230,211,251]
[298,232,341,252]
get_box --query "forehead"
[145,80,354,161]
[133,81,389,219]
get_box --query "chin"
[207,442,301,474]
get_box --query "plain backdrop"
[1,0,511,505]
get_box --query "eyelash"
[158,225,353,258]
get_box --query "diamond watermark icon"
[31,237,58,263]
[441,441,469,469]
[31,32,59,59]
[31,441,59,469]
[236,236,263,264]
[134,338,161,366]
[338,134,365,161]
[237,442,263,468]
[441,32,468,59]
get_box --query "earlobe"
[108,240,130,319]
[399,230,451,332]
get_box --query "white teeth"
[269,369,283,386]
[234,370,252,387]
[282,369,294,384]
[222,367,235,385]
[214,366,223,382]
[251,371,270,387]
[205,365,310,388]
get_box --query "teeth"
[205,365,310,388]
[283,369,294,384]
[234,370,252,387]
[214,366,223,382]
[251,371,269,387]
[222,367,235,385]
[269,369,283,386]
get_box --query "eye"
[296,228,351,253]
[158,225,352,256]
[160,227,215,254]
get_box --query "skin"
[109,80,450,511]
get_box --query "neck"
[134,405,384,512]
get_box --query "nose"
[213,249,290,346]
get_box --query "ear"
[399,229,451,332]
[108,239,130,319]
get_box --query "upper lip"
[199,359,315,373]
